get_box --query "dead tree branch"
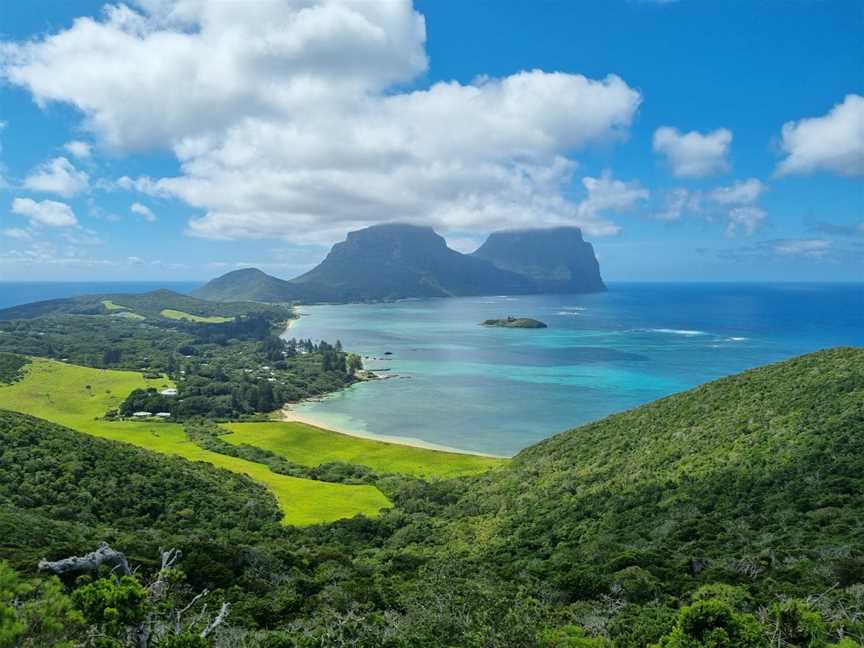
[38,541,131,577]
[201,602,230,639]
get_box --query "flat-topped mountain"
[289,224,535,301]
[195,223,606,303]
[471,226,606,293]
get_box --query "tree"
[0,561,83,648]
[652,599,764,648]
[38,544,230,648]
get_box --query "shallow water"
[288,283,859,455]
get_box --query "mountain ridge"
[194,223,606,302]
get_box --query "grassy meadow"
[0,358,391,526]
[223,421,506,478]
[159,308,234,323]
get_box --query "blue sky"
[0,0,861,282]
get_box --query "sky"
[0,0,861,283]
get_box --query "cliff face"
[195,224,606,302]
[290,224,535,301]
[471,227,606,293]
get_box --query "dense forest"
[1,348,862,646]
[0,301,362,421]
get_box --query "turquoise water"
[291,283,863,456]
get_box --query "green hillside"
[2,348,862,646]
[0,409,282,569]
[452,347,864,600]
[0,358,392,526]
[0,288,290,321]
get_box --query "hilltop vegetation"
[1,348,862,646]
[0,307,360,419]
[0,288,288,321]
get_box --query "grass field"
[160,309,234,323]
[0,358,391,526]
[223,421,506,478]
[101,299,126,310]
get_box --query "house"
[132,411,152,418]
[159,388,178,396]
[155,412,172,418]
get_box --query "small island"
[481,316,548,329]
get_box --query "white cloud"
[64,140,92,158]
[11,197,78,227]
[653,126,732,177]
[773,239,832,258]
[1,0,430,151]
[2,227,32,240]
[3,1,642,241]
[709,178,765,205]
[651,178,768,235]
[725,206,767,237]
[776,94,864,177]
[131,202,156,222]
[576,172,648,227]
[23,157,89,196]
[653,188,700,221]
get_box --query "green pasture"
[222,421,507,478]
[0,358,391,526]
[160,309,234,323]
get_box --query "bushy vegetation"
[1,348,862,646]
[0,353,29,384]
[0,358,393,526]
[0,289,290,321]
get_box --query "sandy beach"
[279,406,508,458]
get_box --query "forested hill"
[454,347,864,597]
[2,348,862,645]
[0,288,290,321]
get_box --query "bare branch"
[200,602,230,639]
[38,542,131,577]
[175,589,210,635]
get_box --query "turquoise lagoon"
[288,283,864,456]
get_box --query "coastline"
[280,303,508,459]
[280,405,509,459]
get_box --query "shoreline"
[279,303,508,459]
[280,405,509,459]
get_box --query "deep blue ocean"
[2,281,861,456]
[289,283,864,455]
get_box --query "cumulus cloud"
[576,172,648,226]
[11,197,78,227]
[776,94,864,177]
[2,1,643,241]
[2,227,32,240]
[23,157,89,196]
[709,178,765,205]
[725,206,767,237]
[651,177,768,236]
[653,126,732,177]
[64,140,92,158]
[131,202,157,222]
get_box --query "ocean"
[288,283,864,456]
[2,281,861,456]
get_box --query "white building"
[155,412,172,418]
[132,411,152,418]
[159,388,178,396]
